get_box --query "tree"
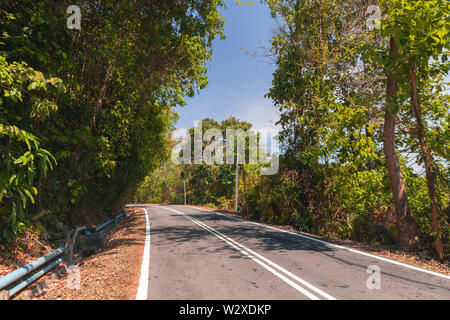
[265,0,448,252]
[374,0,449,256]
[0,0,226,245]
[382,35,420,249]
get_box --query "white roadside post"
[235,151,239,214]
[224,137,239,214]
[183,172,186,205]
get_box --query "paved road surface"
[134,204,450,300]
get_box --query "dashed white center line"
[158,206,336,300]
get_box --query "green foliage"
[0,0,226,246]
[2,0,447,258]
[261,0,449,250]
[138,1,449,255]
[0,55,60,241]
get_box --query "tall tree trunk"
[383,37,420,249]
[408,64,444,259]
[91,59,114,129]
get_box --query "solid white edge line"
[158,206,333,300]
[136,207,151,300]
[202,209,450,281]
[191,217,336,300]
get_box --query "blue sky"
[173,1,448,173]
[174,1,450,134]
[174,1,280,131]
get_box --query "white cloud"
[237,96,281,132]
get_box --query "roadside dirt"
[185,204,450,276]
[11,208,146,300]
[3,203,446,300]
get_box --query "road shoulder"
[22,208,146,300]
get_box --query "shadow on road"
[160,208,450,291]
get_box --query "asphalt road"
[136,204,450,300]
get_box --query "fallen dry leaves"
[5,204,448,300]
[14,208,146,300]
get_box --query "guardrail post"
[64,231,71,263]
[66,226,85,265]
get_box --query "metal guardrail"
[0,209,129,299]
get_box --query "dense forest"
[0,0,226,256]
[0,0,448,261]
[137,0,450,260]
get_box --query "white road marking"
[158,206,336,300]
[136,207,151,300]
[198,208,450,281]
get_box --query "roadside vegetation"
[136,0,449,261]
[0,0,226,259]
[0,0,448,265]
